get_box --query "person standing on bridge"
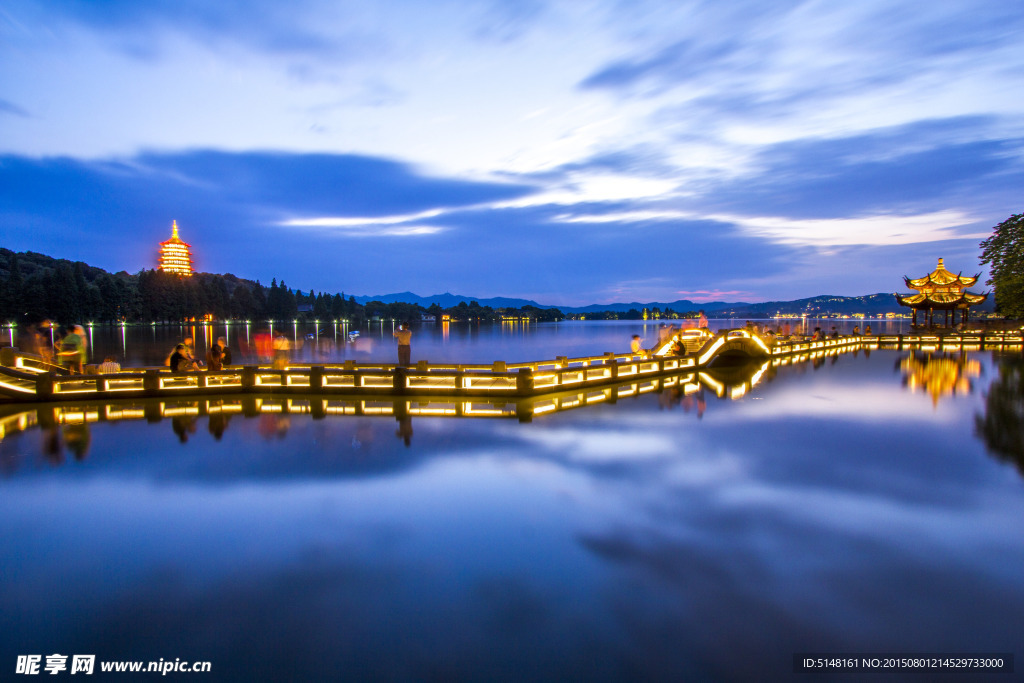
[394,323,412,366]
[272,332,290,369]
[58,325,87,374]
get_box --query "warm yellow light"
[158,220,195,275]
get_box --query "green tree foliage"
[0,248,570,326]
[230,285,255,319]
[265,279,298,320]
[980,212,1024,318]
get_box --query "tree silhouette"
[980,212,1024,317]
[975,354,1024,476]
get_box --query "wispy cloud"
[280,209,446,228]
[0,99,30,118]
[675,290,751,303]
[716,210,987,248]
[281,215,447,237]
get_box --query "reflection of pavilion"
[895,258,988,328]
[900,351,980,406]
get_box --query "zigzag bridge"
[1,328,1021,410]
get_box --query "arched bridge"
[651,328,771,365]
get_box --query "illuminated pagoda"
[896,258,987,328]
[158,220,194,276]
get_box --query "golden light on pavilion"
[895,257,987,328]
[158,220,194,276]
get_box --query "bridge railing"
[1,361,772,444]
[13,349,702,402]
[5,328,1022,404]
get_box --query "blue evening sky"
[1,0,1022,306]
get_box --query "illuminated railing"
[0,360,772,443]
[1,329,1021,404]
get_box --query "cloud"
[289,224,445,238]
[281,210,446,227]
[698,117,1024,220]
[468,0,548,43]
[580,2,1024,101]
[579,37,739,90]
[130,150,536,217]
[0,99,30,118]
[675,290,751,303]
[716,210,986,248]
[0,150,536,285]
[21,0,361,60]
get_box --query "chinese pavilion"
[895,258,987,328]
[158,220,194,276]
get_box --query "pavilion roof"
[895,291,988,309]
[904,258,980,289]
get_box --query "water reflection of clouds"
[510,426,677,462]
[1,456,631,679]
[726,384,969,421]
[469,359,1024,669]
[570,443,1024,675]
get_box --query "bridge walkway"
[1,328,1020,405]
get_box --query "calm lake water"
[2,323,1022,681]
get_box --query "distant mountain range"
[353,291,995,316]
[353,291,740,312]
[353,292,556,310]
[354,290,737,313]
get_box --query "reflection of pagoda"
[900,352,980,407]
[895,258,987,328]
[158,220,194,276]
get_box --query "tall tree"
[96,274,124,321]
[4,253,24,319]
[50,263,79,324]
[980,213,1024,317]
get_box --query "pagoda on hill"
[895,257,987,328]
[158,220,194,276]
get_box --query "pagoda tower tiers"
[895,257,988,328]
[158,220,194,276]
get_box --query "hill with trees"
[0,249,562,326]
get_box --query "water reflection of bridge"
[1,328,1021,406]
[0,359,775,442]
